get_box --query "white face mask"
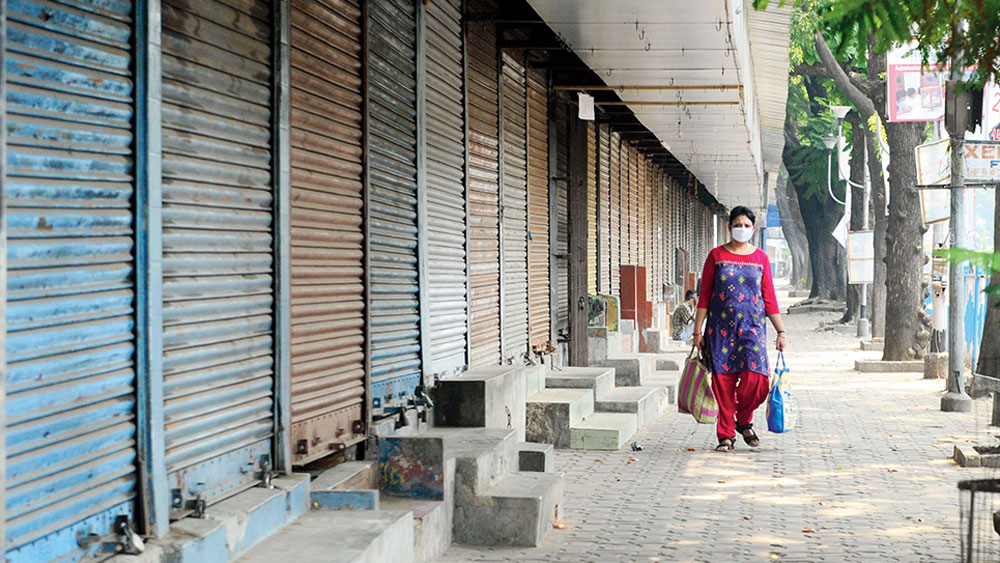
[731,226,754,243]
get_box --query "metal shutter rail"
[368,0,421,409]
[287,0,366,465]
[526,68,549,349]
[598,125,611,295]
[160,0,275,510]
[4,0,138,558]
[500,52,528,362]
[586,121,597,295]
[627,145,637,267]
[465,0,501,367]
[424,0,467,376]
[609,132,620,296]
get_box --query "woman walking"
[692,206,786,452]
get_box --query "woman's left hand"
[776,333,787,352]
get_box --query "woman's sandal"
[715,437,735,452]
[736,424,760,447]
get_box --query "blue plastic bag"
[767,352,798,433]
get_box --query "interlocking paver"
[439,291,998,562]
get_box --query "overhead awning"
[524,0,791,210]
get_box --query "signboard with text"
[887,47,947,122]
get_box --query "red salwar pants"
[712,370,769,441]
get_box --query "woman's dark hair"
[685,290,696,301]
[729,205,756,226]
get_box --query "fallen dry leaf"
[888,469,899,473]
[802,528,817,533]
[686,448,697,452]
[744,516,752,520]
[717,480,727,484]
[553,520,569,530]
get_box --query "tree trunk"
[976,186,1000,376]
[881,120,931,360]
[777,167,811,289]
[841,112,867,324]
[867,40,889,339]
[786,166,846,301]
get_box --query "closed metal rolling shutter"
[598,125,611,295]
[637,152,646,269]
[465,0,501,367]
[4,1,139,558]
[160,0,275,509]
[287,0,365,465]
[609,132,621,296]
[586,121,597,295]
[500,51,528,362]
[626,145,638,267]
[555,102,569,335]
[526,68,549,350]
[368,0,420,409]
[424,0,467,375]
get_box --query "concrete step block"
[167,474,310,562]
[861,340,884,351]
[376,435,454,502]
[381,497,451,562]
[643,371,679,407]
[570,413,638,451]
[595,386,663,427]
[237,510,415,563]
[433,365,528,440]
[544,366,615,397]
[518,441,555,472]
[524,364,546,397]
[453,472,564,547]
[588,327,623,365]
[433,427,520,501]
[311,489,380,511]
[311,460,377,491]
[597,354,655,386]
[854,359,924,373]
[645,329,690,354]
[525,389,595,448]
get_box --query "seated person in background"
[671,290,697,341]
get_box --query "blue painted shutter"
[160,0,275,512]
[367,0,421,412]
[4,0,139,559]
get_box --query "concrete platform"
[237,510,415,563]
[525,389,594,448]
[544,366,615,397]
[594,386,663,427]
[381,497,450,562]
[854,359,924,373]
[518,441,555,473]
[570,413,638,450]
[165,475,310,562]
[643,371,678,411]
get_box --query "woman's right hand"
[693,333,703,351]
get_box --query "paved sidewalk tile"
[439,295,998,562]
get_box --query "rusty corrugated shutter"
[465,0,501,367]
[161,0,275,511]
[368,0,421,411]
[501,51,528,362]
[526,68,549,350]
[609,131,621,296]
[4,0,139,557]
[598,125,611,295]
[627,144,638,267]
[586,121,598,296]
[424,0,468,376]
[637,152,646,270]
[287,0,365,465]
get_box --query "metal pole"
[858,133,871,338]
[942,63,972,412]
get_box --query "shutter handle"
[578,296,587,310]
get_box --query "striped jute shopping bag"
[677,347,718,423]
